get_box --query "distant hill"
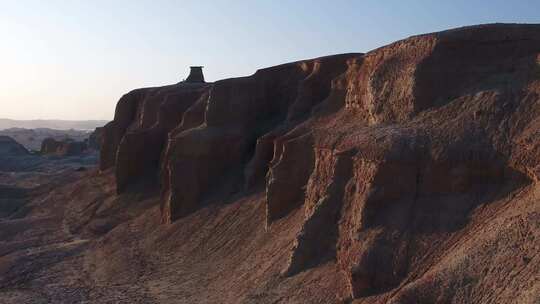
[0,128,92,151]
[0,119,108,131]
[0,135,29,156]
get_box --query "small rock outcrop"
[87,127,104,150]
[99,24,540,301]
[185,66,205,83]
[41,138,87,156]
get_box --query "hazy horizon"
[0,118,108,131]
[1,1,538,120]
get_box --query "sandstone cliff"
[98,24,540,302]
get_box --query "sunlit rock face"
[100,24,540,301]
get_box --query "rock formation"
[0,128,92,151]
[98,24,540,301]
[185,66,205,83]
[41,138,87,156]
[0,136,29,156]
[99,80,211,193]
[87,127,104,150]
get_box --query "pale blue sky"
[0,0,538,120]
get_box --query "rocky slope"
[1,24,539,303]
[0,136,29,156]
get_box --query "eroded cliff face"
[100,82,211,192]
[99,24,540,301]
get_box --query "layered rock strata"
[99,24,540,300]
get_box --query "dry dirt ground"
[0,162,539,303]
[0,165,350,303]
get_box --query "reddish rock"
[40,137,63,155]
[41,137,87,156]
[266,133,315,225]
[98,24,540,302]
[161,54,357,223]
[114,83,210,193]
[100,89,146,170]
[283,148,354,276]
[99,74,210,192]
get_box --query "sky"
[0,1,538,120]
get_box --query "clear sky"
[0,0,538,120]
